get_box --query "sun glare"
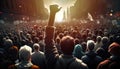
[55,10,64,22]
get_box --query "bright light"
[55,10,64,22]
[44,0,77,22]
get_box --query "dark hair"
[33,37,39,43]
[55,37,61,43]
[81,42,87,52]
[60,36,75,55]
[74,38,80,45]
[115,36,120,44]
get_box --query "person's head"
[109,35,114,43]
[87,40,95,51]
[55,37,61,44]
[33,37,39,43]
[8,46,18,61]
[74,38,80,45]
[115,36,120,44]
[26,34,31,39]
[19,45,32,61]
[81,42,87,52]
[59,33,64,39]
[4,38,13,46]
[4,38,13,50]
[33,43,40,51]
[96,36,102,43]
[102,36,109,45]
[39,35,44,40]
[73,44,83,55]
[60,36,75,55]
[108,42,120,56]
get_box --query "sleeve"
[45,26,59,69]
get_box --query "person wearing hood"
[73,44,85,59]
[81,40,103,69]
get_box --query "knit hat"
[108,42,120,56]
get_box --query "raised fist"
[50,4,61,14]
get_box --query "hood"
[73,44,84,53]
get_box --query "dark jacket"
[81,51,102,69]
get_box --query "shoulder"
[81,55,88,61]
[97,59,111,69]
[81,55,88,58]
[40,51,45,55]
[99,59,111,65]
[74,58,88,69]
[96,56,103,60]
[75,58,87,65]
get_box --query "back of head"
[115,36,120,44]
[33,43,40,51]
[4,38,13,47]
[60,36,75,55]
[74,38,80,45]
[108,42,120,56]
[73,44,83,53]
[39,35,44,40]
[87,40,95,51]
[8,46,18,60]
[102,37,109,44]
[81,42,87,52]
[33,37,39,43]
[96,36,102,43]
[55,37,61,44]
[19,45,32,61]
[73,44,84,59]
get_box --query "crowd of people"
[0,5,120,69]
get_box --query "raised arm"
[48,5,61,26]
[45,5,61,69]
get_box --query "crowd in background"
[0,17,120,69]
